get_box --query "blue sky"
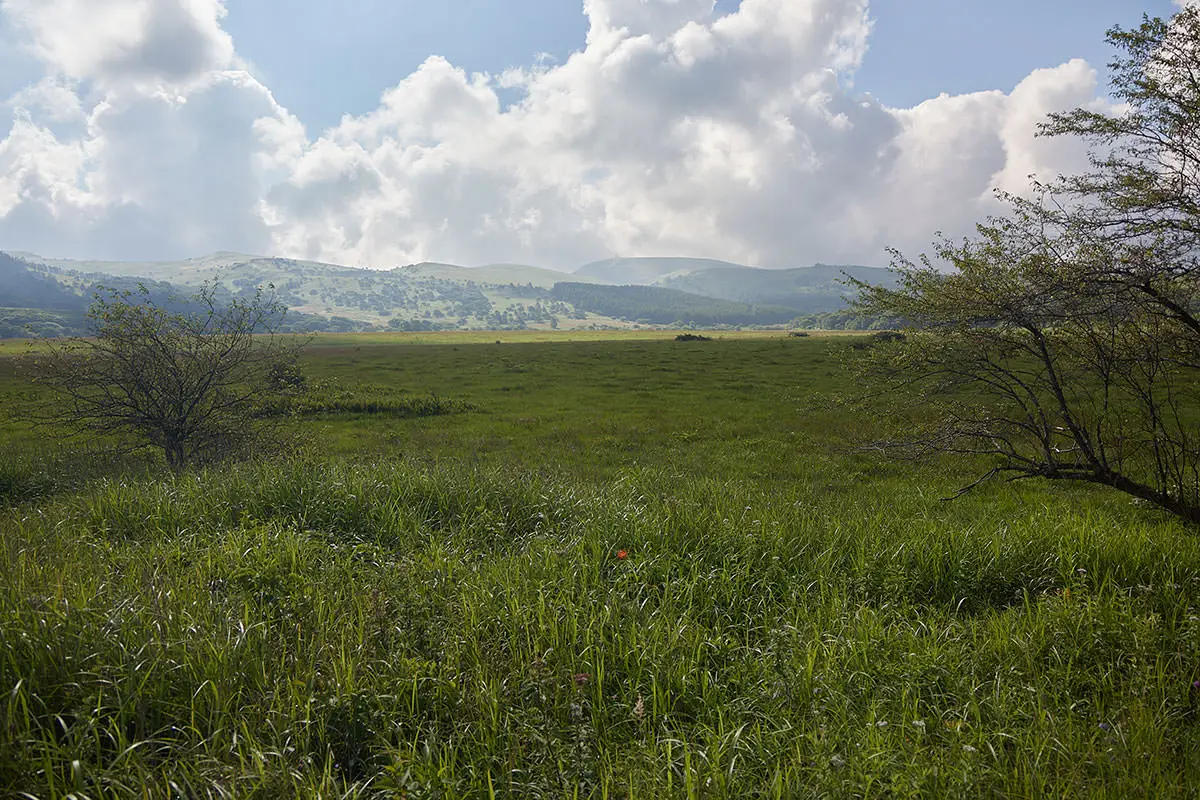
[0,0,1187,267]
[855,1,1177,104]
[220,0,1177,134]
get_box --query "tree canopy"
[24,283,306,470]
[852,8,1200,524]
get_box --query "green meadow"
[1,332,1198,797]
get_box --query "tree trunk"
[165,442,186,471]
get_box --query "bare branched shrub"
[23,283,307,470]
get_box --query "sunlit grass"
[1,336,1198,796]
[299,328,858,348]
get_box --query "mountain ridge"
[0,250,896,336]
[575,256,749,284]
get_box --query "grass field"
[1,334,1198,797]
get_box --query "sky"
[0,0,1185,270]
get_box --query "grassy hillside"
[2,252,899,334]
[400,261,605,289]
[2,252,632,333]
[0,252,90,312]
[0,253,244,336]
[9,250,269,283]
[660,264,899,312]
[575,256,747,284]
[1,334,1197,796]
[551,282,798,326]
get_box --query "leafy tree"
[24,283,306,470]
[851,8,1200,524]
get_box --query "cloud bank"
[0,0,1113,268]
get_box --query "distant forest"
[550,283,797,326]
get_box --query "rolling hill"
[575,257,747,284]
[399,262,602,289]
[0,250,897,336]
[0,252,90,312]
[0,252,626,334]
[0,252,205,337]
[551,283,798,326]
[659,263,899,313]
[572,257,898,314]
[8,251,269,284]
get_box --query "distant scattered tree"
[850,8,1200,524]
[23,283,306,470]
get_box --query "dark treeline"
[789,310,905,330]
[0,255,374,338]
[0,254,90,312]
[551,282,797,326]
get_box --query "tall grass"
[2,458,1198,797]
[1,336,1198,796]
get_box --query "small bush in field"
[258,379,474,419]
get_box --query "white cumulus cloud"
[0,0,1119,268]
[1,0,234,86]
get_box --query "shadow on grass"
[0,446,161,506]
